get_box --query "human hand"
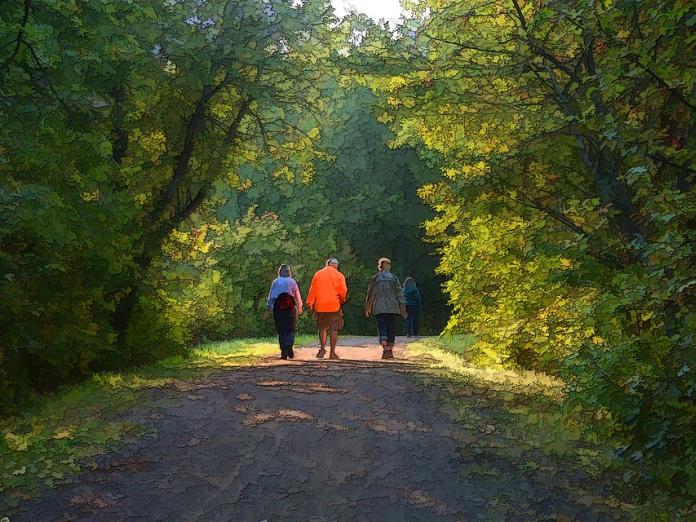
[262,309,270,321]
[364,310,370,318]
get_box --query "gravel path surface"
[12,337,622,521]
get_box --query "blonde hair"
[278,264,292,277]
[378,257,391,270]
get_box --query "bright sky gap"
[331,0,406,26]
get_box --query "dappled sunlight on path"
[260,335,419,364]
[11,337,629,521]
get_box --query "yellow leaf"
[54,429,73,440]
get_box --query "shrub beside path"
[9,337,631,521]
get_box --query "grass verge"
[0,337,307,513]
[405,338,642,517]
[405,337,695,520]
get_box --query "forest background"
[1,0,695,506]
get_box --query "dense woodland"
[1,0,695,504]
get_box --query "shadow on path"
[12,337,624,521]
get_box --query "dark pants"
[405,305,419,336]
[273,308,296,356]
[375,313,399,346]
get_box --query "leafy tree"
[358,0,696,501]
[0,0,336,408]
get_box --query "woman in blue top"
[265,264,303,359]
[403,277,423,337]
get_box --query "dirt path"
[11,337,623,521]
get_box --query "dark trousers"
[375,313,399,346]
[405,306,419,336]
[273,308,296,355]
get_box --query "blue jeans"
[405,306,419,336]
[273,307,296,356]
[375,313,399,346]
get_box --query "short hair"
[278,264,292,277]
[326,257,339,267]
[404,276,416,288]
[378,257,391,270]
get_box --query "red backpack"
[274,292,295,311]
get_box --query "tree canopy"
[2,0,695,506]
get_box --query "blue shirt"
[404,287,422,308]
[266,276,303,311]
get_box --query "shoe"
[316,347,326,359]
[381,349,394,360]
[287,347,295,359]
[329,352,340,360]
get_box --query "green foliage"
[0,1,447,416]
[0,337,285,511]
[0,0,350,412]
[354,0,696,505]
[7,0,694,509]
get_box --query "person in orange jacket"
[306,257,348,359]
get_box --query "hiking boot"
[287,347,295,359]
[316,347,326,359]
[329,352,340,360]
[381,349,394,360]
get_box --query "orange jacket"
[306,265,348,313]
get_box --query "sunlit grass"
[0,337,294,511]
[406,337,685,519]
[408,337,564,398]
[405,337,617,476]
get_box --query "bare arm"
[293,279,303,314]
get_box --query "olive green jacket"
[365,270,405,315]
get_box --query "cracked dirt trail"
[12,338,622,521]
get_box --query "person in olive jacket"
[365,257,407,359]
